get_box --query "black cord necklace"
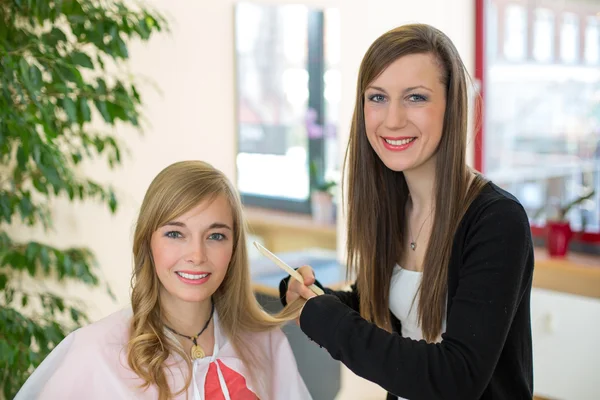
[164,302,215,360]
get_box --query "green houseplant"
[0,1,166,397]
[309,160,336,223]
[535,189,596,257]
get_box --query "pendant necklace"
[408,210,433,251]
[164,301,214,360]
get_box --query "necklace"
[164,302,214,360]
[408,210,433,251]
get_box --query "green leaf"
[66,185,74,200]
[62,97,77,123]
[131,84,141,103]
[78,97,91,123]
[29,64,43,88]
[19,58,29,80]
[16,145,28,168]
[136,18,150,39]
[56,298,64,312]
[22,294,29,307]
[93,99,112,123]
[4,287,15,304]
[117,37,128,58]
[56,64,83,84]
[94,137,105,153]
[96,54,106,70]
[70,307,81,323]
[107,101,127,121]
[40,246,50,273]
[32,176,49,195]
[25,242,38,262]
[96,78,107,95]
[46,27,67,47]
[71,51,94,69]
[0,273,7,290]
[71,152,83,164]
[108,190,117,213]
[145,15,157,30]
[19,194,34,222]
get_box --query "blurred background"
[1,0,599,399]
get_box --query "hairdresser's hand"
[286,265,318,305]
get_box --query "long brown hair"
[127,160,303,399]
[344,24,487,342]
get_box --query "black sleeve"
[278,276,360,311]
[298,199,533,400]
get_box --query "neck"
[160,292,213,336]
[403,158,436,215]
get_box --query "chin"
[380,158,412,172]
[184,287,219,303]
[163,286,216,304]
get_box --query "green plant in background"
[534,189,596,222]
[309,160,336,194]
[0,1,166,397]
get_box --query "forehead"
[368,53,444,89]
[172,194,233,226]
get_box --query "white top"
[389,265,446,400]
[15,307,311,400]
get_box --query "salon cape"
[15,308,311,400]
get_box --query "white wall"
[27,0,475,321]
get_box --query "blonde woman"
[16,160,311,400]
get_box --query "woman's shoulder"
[14,307,138,400]
[242,325,292,355]
[70,306,133,347]
[465,181,528,222]
[244,325,287,343]
[454,181,532,252]
[457,180,532,243]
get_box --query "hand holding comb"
[253,241,324,296]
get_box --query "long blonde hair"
[127,160,303,399]
[344,24,488,342]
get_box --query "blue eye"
[209,233,226,241]
[407,94,427,102]
[165,231,182,239]
[367,94,386,103]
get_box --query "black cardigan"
[279,183,534,400]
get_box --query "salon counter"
[246,206,600,299]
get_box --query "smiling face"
[150,194,234,307]
[363,52,447,173]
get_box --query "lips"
[176,271,209,280]
[381,136,417,151]
[175,271,211,285]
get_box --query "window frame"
[236,8,330,215]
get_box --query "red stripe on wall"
[474,0,485,173]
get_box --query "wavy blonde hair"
[126,160,304,399]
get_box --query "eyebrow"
[163,221,233,230]
[366,85,433,94]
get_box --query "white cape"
[15,308,312,400]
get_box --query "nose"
[185,240,207,265]
[384,101,408,130]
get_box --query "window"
[585,16,600,64]
[560,12,579,63]
[503,4,527,61]
[479,0,600,244]
[234,3,340,213]
[533,8,554,62]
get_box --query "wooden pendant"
[191,344,205,359]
